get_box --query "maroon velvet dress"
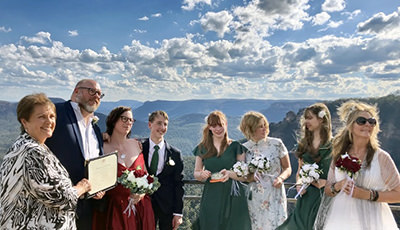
[93,153,155,230]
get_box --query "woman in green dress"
[192,110,251,230]
[277,103,332,230]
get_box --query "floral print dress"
[243,137,288,230]
[0,133,79,229]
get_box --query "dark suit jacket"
[45,101,104,228]
[142,138,184,215]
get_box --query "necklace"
[120,154,126,159]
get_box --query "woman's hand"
[195,170,211,182]
[74,178,92,197]
[273,176,284,188]
[129,193,145,204]
[219,169,232,182]
[296,184,307,195]
[341,179,355,196]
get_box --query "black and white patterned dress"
[0,133,79,229]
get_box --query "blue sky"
[0,0,399,102]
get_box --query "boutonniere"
[167,157,175,166]
[92,115,99,125]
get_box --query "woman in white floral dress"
[240,111,292,230]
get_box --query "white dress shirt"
[70,102,100,160]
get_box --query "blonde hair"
[332,100,380,168]
[296,103,332,160]
[199,111,229,158]
[239,111,269,141]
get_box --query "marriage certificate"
[85,152,118,198]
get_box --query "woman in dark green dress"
[192,111,251,230]
[278,103,332,230]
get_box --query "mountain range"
[1,95,400,183]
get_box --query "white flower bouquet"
[295,163,322,199]
[248,155,271,174]
[117,168,160,215]
[232,161,249,177]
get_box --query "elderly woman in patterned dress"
[0,93,91,229]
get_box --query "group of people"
[0,78,399,230]
[0,79,184,230]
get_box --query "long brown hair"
[332,100,380,168]
[296,103,332,160]
[199,111,229,159]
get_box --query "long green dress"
[192,141,252,230]
[277,143,332,230]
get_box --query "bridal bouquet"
[232,161,249,177]
[335,153,362,196]
[294,163,322,199]
[118,167,160,216]
[335,153,361,179]
[248,155,271,174]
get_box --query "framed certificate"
[85,151,118,198]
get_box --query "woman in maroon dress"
[93,106,155,230]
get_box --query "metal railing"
[182,179,400,211]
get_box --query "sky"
[0,0,400,102]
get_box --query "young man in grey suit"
[142,111,184,230]
[46,79,105,229]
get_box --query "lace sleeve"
[326,160,337,185]
[378,149,400,191]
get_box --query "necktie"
[149,145,159,175]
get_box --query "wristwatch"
[330,182,339,194]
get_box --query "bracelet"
[330,182,339,195]
[369,190,379,201]
[373,190,379,201]
[369,190,374,201]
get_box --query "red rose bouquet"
[335,153,361,179]
[335,153,362,196]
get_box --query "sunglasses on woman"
[355,117,377,126]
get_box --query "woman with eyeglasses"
[315,100,400,230]
[92,106,155,230]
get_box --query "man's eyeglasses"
[355,117,377,126]
[78,87,105,99]
[120,116,135,123]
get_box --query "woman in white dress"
[239,111,292,230]
[319,100,400,230]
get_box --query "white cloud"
[182,0,212,11]
[68,30,78,37]
[200,11,233,38]
[232,0,311,39]
[312,12,331,25]
[327,20,343,28]
[342,9,361,20]
[152,13,162,17]
[20,31,52,45]
[138,16,149,21]
[357,8,400,37]
[0,26,12,33]
[322,0,346,12]
[2,10,400,102]
[133,29,147,34]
